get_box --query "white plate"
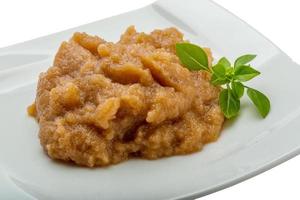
[1,0,300,199]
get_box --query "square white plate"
[1,0,300,199]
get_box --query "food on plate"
[28,26,226,167]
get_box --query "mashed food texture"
[28,26,224,167]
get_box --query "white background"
[0,0,299,199]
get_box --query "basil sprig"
[176,43,270,119]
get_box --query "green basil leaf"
[211,74,229,85]
[231,82,244,99]
[211,64,229,85]
[234,54,256,68]
[217,57,231,69]
[247,88,271,118]
[175,43,208,71]
[212,64,226,76]
[234,65,260,81]
[219,89,240,119]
